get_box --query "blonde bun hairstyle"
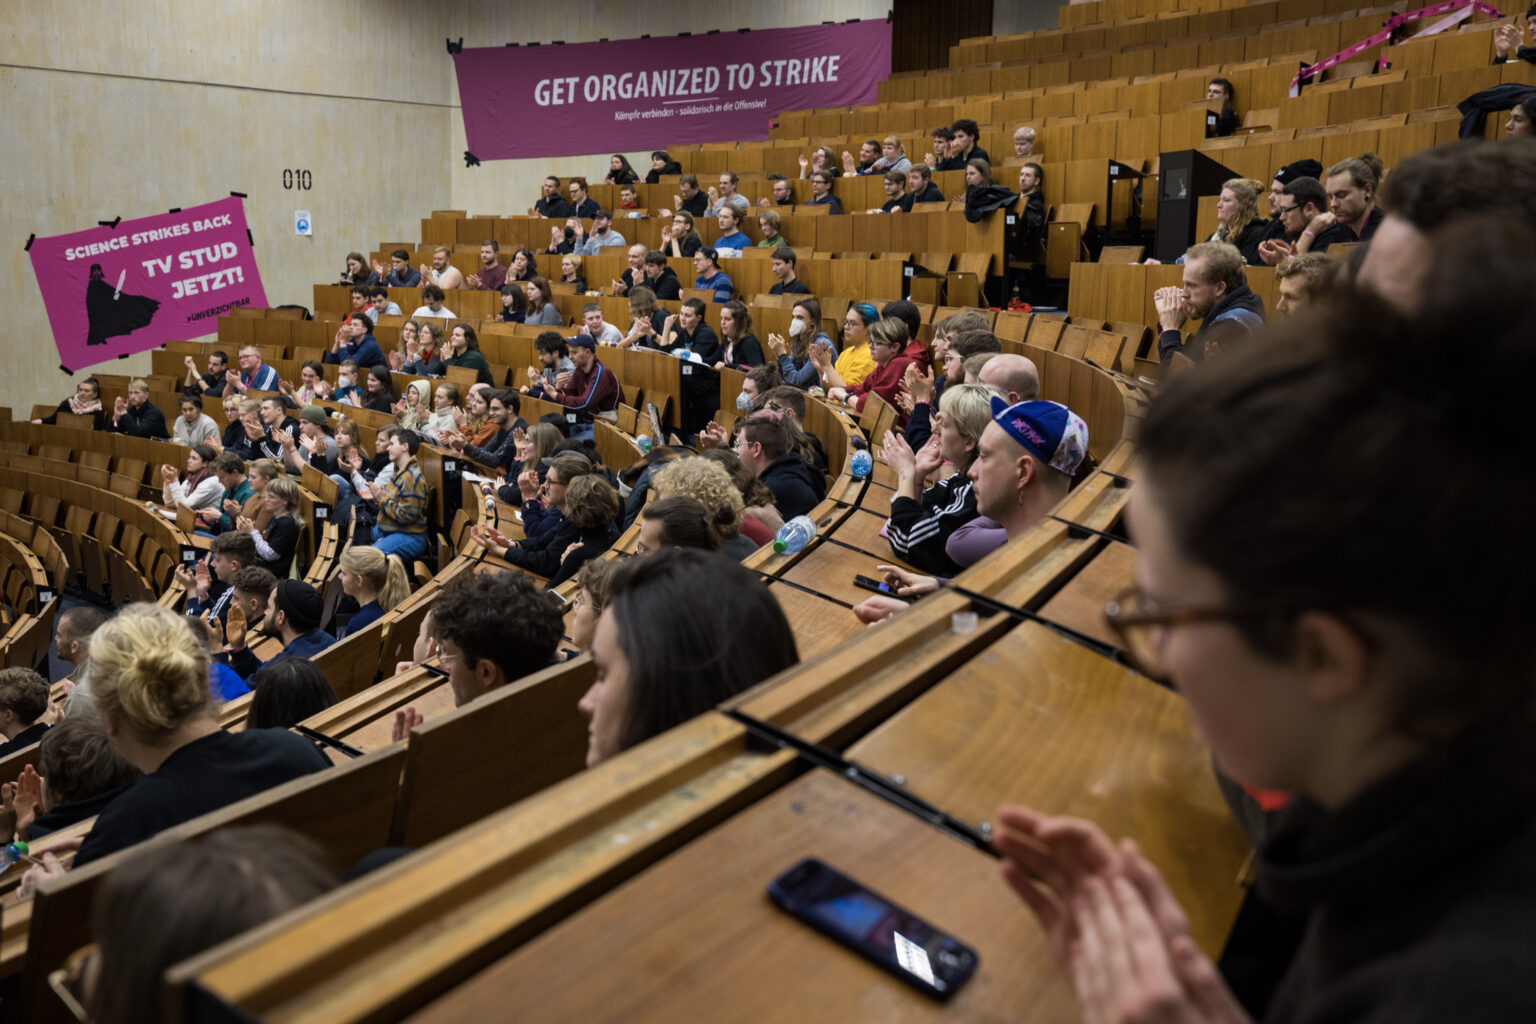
[90,604,211,739]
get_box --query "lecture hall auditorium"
[2,0,1534,1020]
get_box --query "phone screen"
[769,858,977,998]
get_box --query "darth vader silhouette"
[85,263,160,346]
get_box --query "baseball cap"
[989,397,1089,476]
[568,333,597,351]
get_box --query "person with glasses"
[855,397,1087,623]
[1257,176,1328,266]
[1257,176,1330,266]
[809,301,879,390]
[996,293,1536,1024]
[824,317,920,424]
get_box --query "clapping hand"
[160,464,178,483]
[880,430,918,479]
[517,469,541,500]
[113,396,128,417]
[766,332,787,357]
[391,706,425,743]
[797,154,810,171]
[902,362,935,406]
[236,514,254,532]
[194,557,212,598]
[372,258,387,278]
[223,497,242,516]
[388,350,405,371]
[841,150,857,174]
[699,421,729,450]
[225,602,248,649]
[184,355,198,371]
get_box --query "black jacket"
[964,185,1020,223]
[899,183,946,212]
[1158,283,1265,364]
[106,401,170,439]
[1259,717,1536,1024]
[463,427,516,471]
[647,266,682,301]
[1459,83,1536,137]
[759,453,825,520]
[645,160,683,184]
[41,400,104,430]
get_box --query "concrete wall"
[0,1,885,414]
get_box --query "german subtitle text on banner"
[28,197,268,372]
[453,21,892,160]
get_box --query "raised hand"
[113,396,128,417]
[225,602,248,649]
[517,469,541,500]
[13,765,44,838]
[766,332,787,356]
[372,258,387,278]
[902,362,935,405]
[841,150,857,174]
[160,464,178,482]
[391,706,425,744]
[798,154,810,171]
[194,558,212,597]
[880,429,918,479]
[388,350,405,371]
[699,420,728,450]
[913,434,944,481]
[184,355,197,371]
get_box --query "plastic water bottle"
[772,515,818,554]
[0,841,34,877]
[849,449,873,478]
[636,434,653,454]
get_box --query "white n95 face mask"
[788,318,806,337]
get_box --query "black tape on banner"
[464,152,481,168]
[169,207,182,214]
[24,233,35,251]
[446,37,463,54]
[247,229,255,246]
[230,190,248,198]
[98,216,122,229]
[59,364,73,374]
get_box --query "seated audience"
[1300,156,1383,251]
[465,239,507,291]
[1013,125,1037,158]
[1208,76,1238,136]
[229,344,280,394]
[410,283,456,320]
[498,281,528,324]
[444,322,495,384]
[806,171,842,214]
[1154,241,1265,364]
[392,572,566,738]
[668,174,709,218]
[883,383,998,576]
[580,302,624,346]
[181,351,228,400]
[810,301,880,389]
[452,388,522,469]
[509,247,539,282]
[57,605,330,867]
[761,177,797,207]
[693,247,734,302]
[651,456,760,559]
[661,210,703,257]
[858,397,1087,622]
[524,276,564,326]
[373,248,422,287]
[1507,92,1535,137]
[604,153,639,184]
[335,544,409,639]
[560,254,588,294]
[705,171,752,215]
[245,660,338,729]
[172,394,219,446]
[714,204,753,250]
[567,176,600,218]
[645,150,683,183]
[734,410,825,519]
[767,246,809,294]
[641,249,682,300]
[78,825,337,1024]
[524,331,576,396]
[368,284,401,319]
[618,286,668,349]
[1258,175,1330,265]
[547,474,622,586]
[797,146,841,179]
[702,448,782,541]
[395,379,432,433]
[420,382,465,444]
[370,429,430,560]
[357,365,396,414]
[611,244,649,296]
[825,317,918,422]
[36,376,105,428]
[766,297,833,389]
[995,288,1536,1024]
[1274,252,1341,317]
[1355,138,1536,311]
[475,452,598,560]
[757,208,788,248]
[0,668,50,756]
[618,183,640,209]
[878,168,909,212]
[569,211,626,254]
[531,175,572,218]
[635,496,721,554]
[1210,178,1270,265]
[546,334,620,436]
[579,549,798,765]
[227,565,277,637]
[338,251,369,286]
[160,444,222,511]
[418,246,465,290]
[179,530,256,626]
[715,300,765,370]
[240,475,301,578]
[1,717,139,843]
[898,165,946,211]
[105,379,169,439]
[223,579,334,679]
[569,559,618,654]
[200,452,252,534]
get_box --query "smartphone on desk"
[852,574,913,601]
[767,857,978,1000]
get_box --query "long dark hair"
[246,659,338,729]
[606,549,797,751]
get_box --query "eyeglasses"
[1273,203,1299,215]
[1103,584,1291,682]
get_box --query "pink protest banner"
[453,20,892,160]
[27,197,267,372]
[1289,0,1503,94]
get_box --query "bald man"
[977,353,1040,405]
